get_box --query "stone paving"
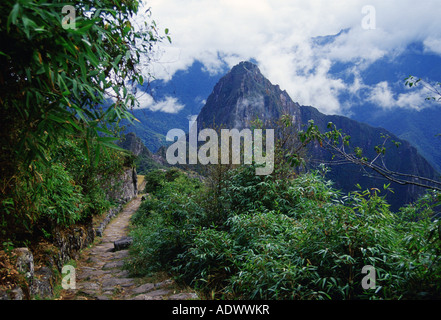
[60,196,198,300]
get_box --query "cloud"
[194,96,206,107]
[134,0,441,114]
[424,37,441,55]
[135,92,185,113]
[395,89,432,110]
[367,82,396,109]
[367,81,433,110]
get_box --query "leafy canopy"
[0,0,164,168]
[0,0,167,243]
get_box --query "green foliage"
[127,168,205,275]
[0,0,164,245]
[52,138,117,216]
[0,0,158,168]
[143,171,165,194]
[0,136,127,243]
[142,168,196,194]
[128,163,441,300]
[35,163,84,227]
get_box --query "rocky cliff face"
[119,132,153,158]
[197,61,440,209]
[118,132,166,174]
[198,61,302,130]
[105,167,138,203]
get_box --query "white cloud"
[135,92,185,113]
[194,96,206,106]
[367,81,433,110]
[134,0,441,114]
[396,89,431,110]
[424,37,441,55]
[368,81,396,109]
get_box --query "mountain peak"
[195,61,439,210]
[231,61,260,74]
[228,61,265,84]
[197,61,300,130]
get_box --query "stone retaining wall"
[0,221,95,300]
[0,166,139,300]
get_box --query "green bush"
[37,163,84,227]
[0,0,163,247]
[175,229,237,295]
[143,170,166,194]
[128,168,205,276]
[127,163,441,300]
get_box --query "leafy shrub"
[143,170,166,194]
[128,168,205,275]
[37,163,84,227]
[175,229,237,295]
[128,163,441,300]
[0,0,163,247]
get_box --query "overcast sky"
[134,0,441,115]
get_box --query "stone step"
[113,237,133,251]
[67,197,198,301]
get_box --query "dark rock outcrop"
[119,132,154,158]
[118,132,167,174]
[113,237,133,251]
[105,167,138,203]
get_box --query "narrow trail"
[60,196,197,300]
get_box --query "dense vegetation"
[2,0,440,302]
[0,0,162,246]
[128,164,441,299]
[3,138,130,243]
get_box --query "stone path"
[59,196,198,300]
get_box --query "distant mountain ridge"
[197,61,440,209]
[328,41,441,173]
[197,61,302,130]
[126,61,224,152]
[124,40,441,173]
